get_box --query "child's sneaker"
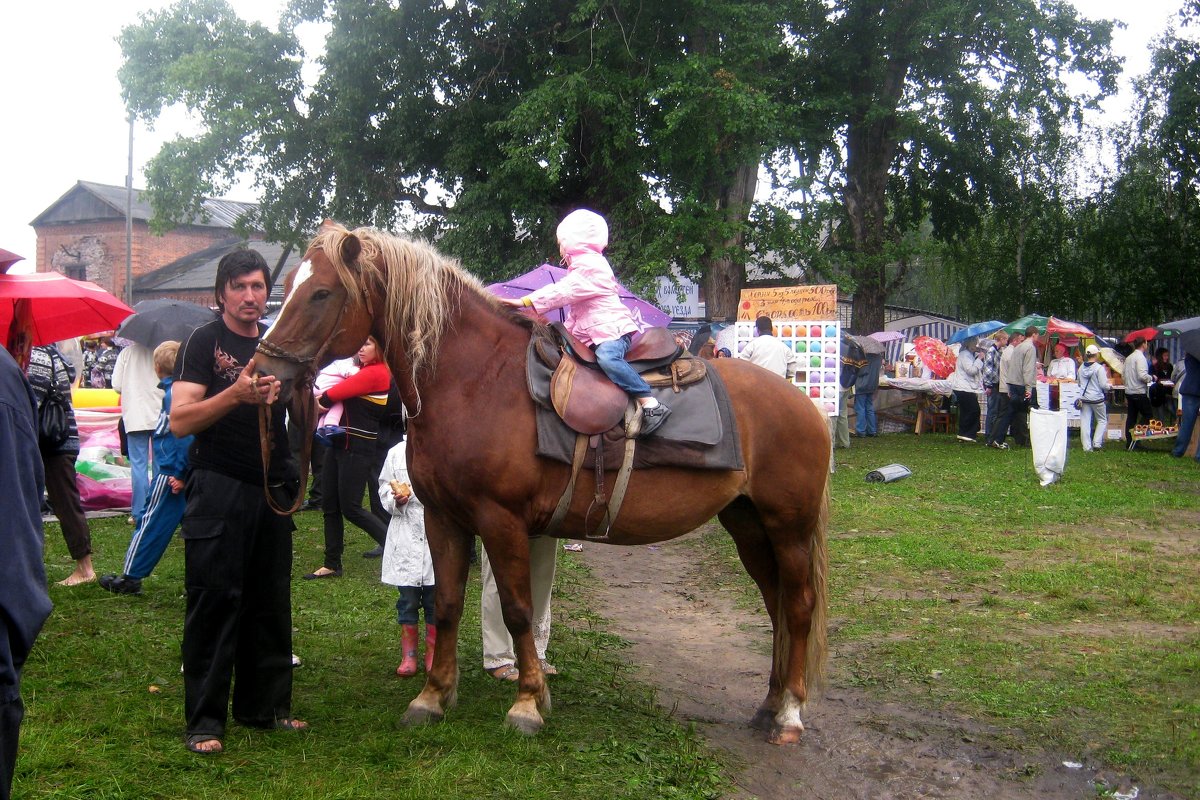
[98,574,143,595]
[639,404,671,437]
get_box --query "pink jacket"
[526,209,640,347]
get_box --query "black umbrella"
[847,333,886,356]
[1157,316,1200,337]
[116,299,218,349]
[1182,329,1200,360]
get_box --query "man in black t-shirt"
[170,249,305,755]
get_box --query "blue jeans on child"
[396,585,436,626]
[594,334,652,398]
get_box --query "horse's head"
[256,221,378,403]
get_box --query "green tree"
[799,0,1118,333]
[120,0,814,317]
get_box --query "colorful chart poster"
[734,317,841,417]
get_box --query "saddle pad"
[526,338,744,471]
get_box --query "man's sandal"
[486,664,519,681]
[184,734,223,755]
[271,718,309,731]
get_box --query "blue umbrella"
[947,320,1006,345]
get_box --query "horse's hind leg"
[719,500,787,730]
[720,497,822,745]
[404,517,469,726]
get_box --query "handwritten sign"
[736,285,838,322]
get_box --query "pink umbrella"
[487,264,672,329]
[867,330,904,343]
[913,335,956,379]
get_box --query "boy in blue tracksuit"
[99,341,194,595]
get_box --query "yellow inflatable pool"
[72,387,121,409]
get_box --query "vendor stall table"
[1127,429,1178,451]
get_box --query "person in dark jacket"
[0,347,53,800]
[1171,352,1200,462]
[837,339,864,448]
[26,344,94,586]
[853,350,884,437]
[304,337,393,578]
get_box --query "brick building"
[30,181,260,304]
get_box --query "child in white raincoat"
[378,439,435,676]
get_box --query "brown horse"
[255,223,830,744]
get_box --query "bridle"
[256,281,364,515]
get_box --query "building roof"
[134,239,298,304]
[30,181,259,230]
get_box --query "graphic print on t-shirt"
[213,346,243,383]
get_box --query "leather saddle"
[536,323,704,435]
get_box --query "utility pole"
[125,113,134,306]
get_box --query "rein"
[257,297,354,515]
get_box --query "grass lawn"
[23,510,727,800]
[696,432,1200,798]
[18,430,1200,798]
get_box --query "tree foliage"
[120,0,1121,326]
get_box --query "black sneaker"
[98,574,143,595]
[362,545,384,559]
[639,404,672,437]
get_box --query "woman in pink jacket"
[501,209,670,436]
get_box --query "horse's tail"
[770,472,830,698]
[806,476,830,691]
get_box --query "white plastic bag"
[1030,409,1068,486]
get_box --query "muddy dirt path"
[574,531,1169,800]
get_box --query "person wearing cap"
[1077,344,1111,451]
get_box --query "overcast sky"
[0,0,1186,273]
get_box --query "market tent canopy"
[1,272,133,347]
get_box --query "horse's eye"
[312,289,332,302]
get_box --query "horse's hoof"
[402,700,444,727]
[768,724,804,745]
[505,709,544,736]
[749,708,775,732]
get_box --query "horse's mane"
[312,226,543,401]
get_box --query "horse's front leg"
[481,524,550,735]
[403,514,469,726]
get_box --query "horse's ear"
[318,218,345,234]
[340,233,362,265]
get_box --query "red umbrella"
[1123,326,1159,343]
[913,335,956,378]
[0,272,134,347]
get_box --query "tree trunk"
[702,161,758,321]
[1014,217,1027,316]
